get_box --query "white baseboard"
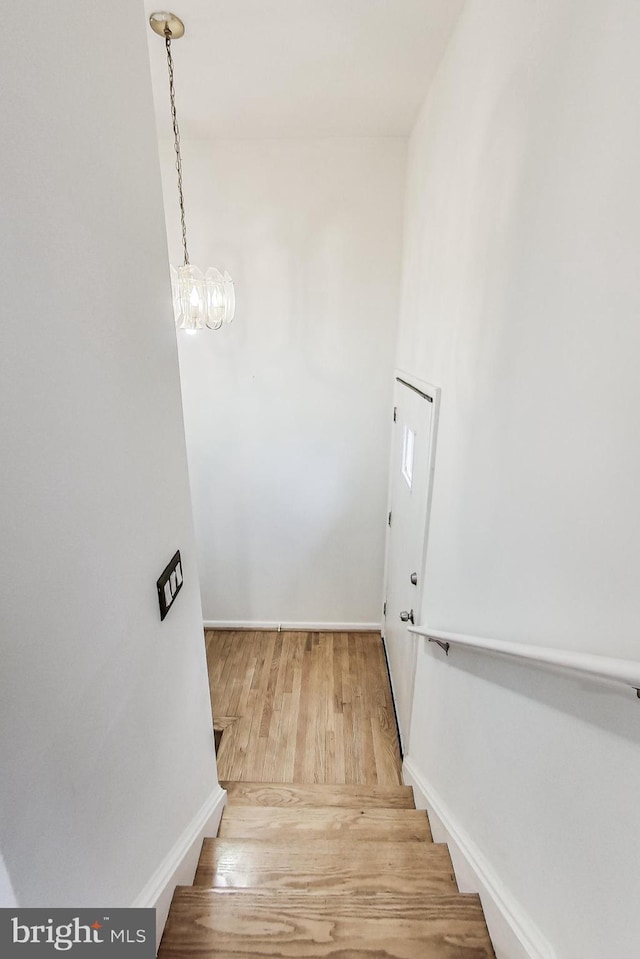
[403,757,555,959]
[131,783,227,951]
[203,620,381,632]
[0,852,17,908]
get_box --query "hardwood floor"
[206,629,403,785]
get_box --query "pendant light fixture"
[149,11,235,333]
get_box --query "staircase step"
[219,804,432,841]
[221,780,415,808]
[159,887,495,958]
[195,838,456,894]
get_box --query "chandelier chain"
[165,31,189,267]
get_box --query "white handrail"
[408,625,640,695]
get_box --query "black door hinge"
[388,511,392,526]
[393,406,397,422]
[383,601,387,616]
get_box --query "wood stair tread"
[159,887,495,958]
[195,838,456,894]
[170,886,485,916]
[219,804,433,841]
[221,781,416,809]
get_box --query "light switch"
[157,550,183,621]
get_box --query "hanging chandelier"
[149,11,235,333]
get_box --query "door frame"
[381,369,440,746]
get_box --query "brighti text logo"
[12,918,105,951]
[1,909,155,956]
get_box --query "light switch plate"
[157,550,183,621]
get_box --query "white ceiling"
[143,0,464,139]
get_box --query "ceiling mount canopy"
[149,11,235,333]
[149,11,185,39]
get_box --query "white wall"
[398,1,640,957]
[159,138,406,626]
[0,0,219,912]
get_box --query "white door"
[383,375,438,752]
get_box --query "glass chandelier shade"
[171,265,235,332]
[150,11,235,334]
